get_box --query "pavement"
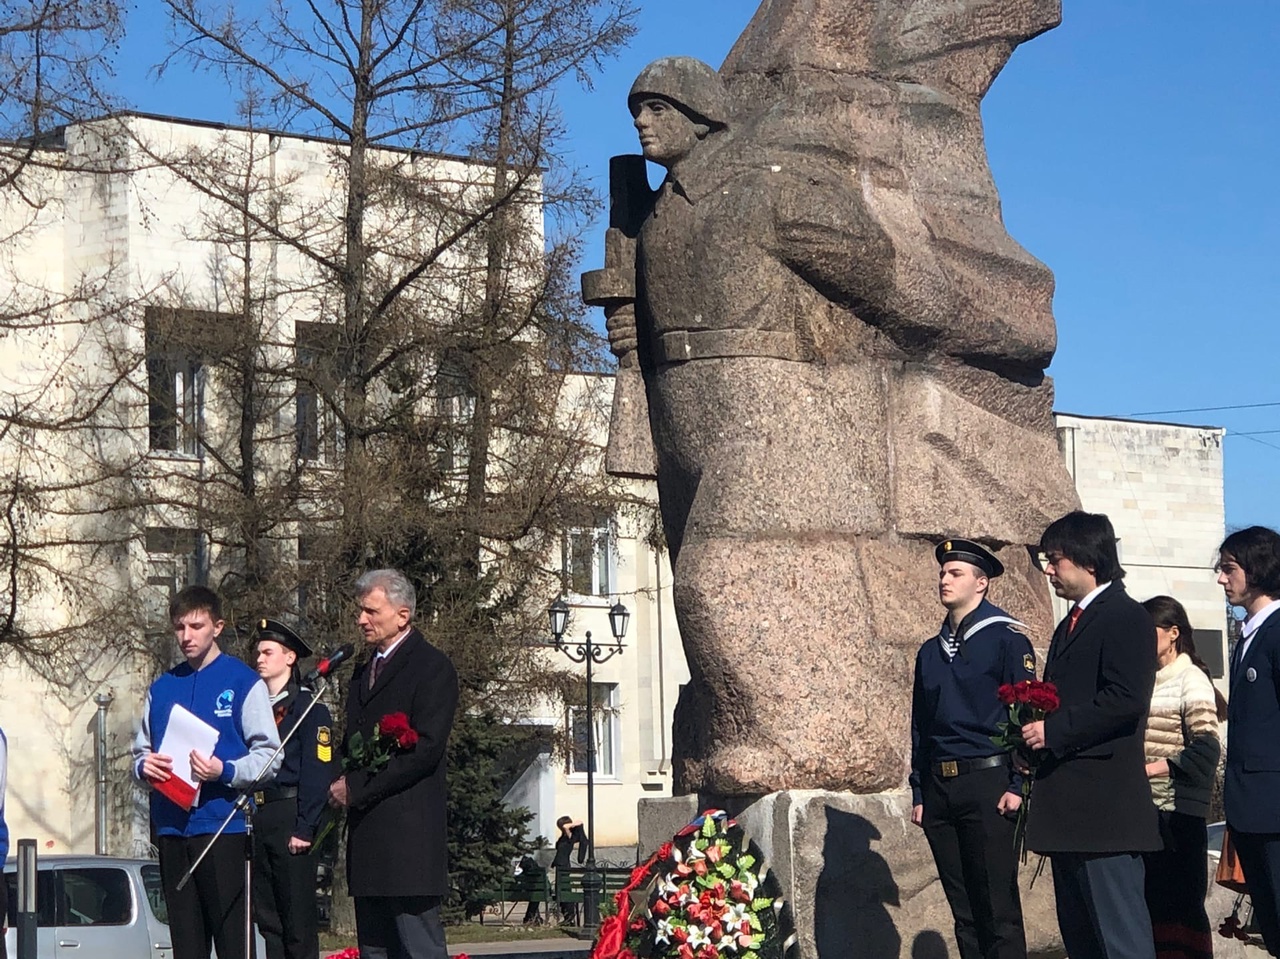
[449,939,590,958]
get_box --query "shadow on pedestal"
[814,806,900,959]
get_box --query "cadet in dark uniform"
[252,619,338,959]
[910,540,1036,959]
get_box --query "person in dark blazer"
[1020,511,1160,959]
[1218,526,1280,956]
[328,568,459,959]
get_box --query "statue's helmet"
[628,57,729,128]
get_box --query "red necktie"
[1067,606,1083,634]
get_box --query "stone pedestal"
[640,791,1064,959]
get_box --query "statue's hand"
[605,307,639,357]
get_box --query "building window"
[565,519,613,597]
[146,340,202,455]
[144,526,204,630]
[435,357,475,476]
[296,533,332,625]
[296,322,344,464]
[567,682,619,778]
[145,307,236,455]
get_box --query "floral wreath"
[591,809,796,959]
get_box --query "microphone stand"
[176,675,333,959]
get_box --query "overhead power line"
[1123,401,1280,417]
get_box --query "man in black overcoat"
[1218,526,1280,955]
[329,568,459,959]
[1020,511,1160,959]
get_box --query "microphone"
[304,644,355,684]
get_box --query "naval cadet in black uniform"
[909,540,1036,959]
[251,619,337,959]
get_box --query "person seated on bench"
[514,856,547,924]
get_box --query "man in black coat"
[329,569,459,959]
[1020,511,1160,959]
[1218,526,1280,955]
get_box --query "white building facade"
[1054,414,1229,688]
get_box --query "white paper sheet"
[156,704,220,810]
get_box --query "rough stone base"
[640,791,1064,959]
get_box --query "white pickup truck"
[3,854,266,959]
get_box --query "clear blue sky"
[115,1,1280,532]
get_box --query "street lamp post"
[547,597,629,931]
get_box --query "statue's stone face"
[631,96,701,168]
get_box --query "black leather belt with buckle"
[253,786,299,805]
[933,755,1007,779]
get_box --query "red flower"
[673,926,689,943]
[630,918,647,933]
[396,728,419,749]
[591,914,627,959]
[692,860,708,876]
[379,712,412,738]
[678,945,695,959]
[997,683,1017,705]
[1025,682,1060,713]
[652,898,671,916]
[657,841,673,860]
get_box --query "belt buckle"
[941,760,959,778]
[253,791,265,805]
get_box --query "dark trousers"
[252,799,319,959]
[1142,811,1212,959]
[1232,831,1280,956]
[1050,851,1154,959]
[354,895,448,959]
[922,764,1026,959]
[159,833,256,959]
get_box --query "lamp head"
[548,597,570,643]
[608,602,630,642]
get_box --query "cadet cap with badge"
[253,618,314,659]
[935,538,1004,579]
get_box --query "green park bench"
[477,872,554,923]
[554,866,635,905]
[478,865,634,924]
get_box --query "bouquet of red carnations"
[991,679,1061,861]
